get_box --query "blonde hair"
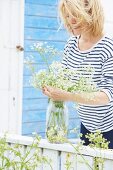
[58,0,104,36]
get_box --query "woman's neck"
[78,33,104,51]
[80,32,104,42]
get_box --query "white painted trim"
[8,0,25,134]
[14,0,25,134]
[0,0,24,134]
[0,134,113,160]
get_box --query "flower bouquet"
[26,42,97,143]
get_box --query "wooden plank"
[35,149,43,170]
[23,87,46,98]
[24,132,45,138]
[24,40,66,52]
[76,155,93,170]
[0,0,24,133]
[22,110,46,122]
[42,149,59,170]
[24,52,62,64]
[23,98,47,111]
[26,0,56,5]
[61,152,77,170]
[25,16,59,29]
[8,143,43,169]
[22,121,46,135]
[9,143,25,167]
[0,48,9,90]
[103,159,113,170]
[0,91,9,132]
[25,28,68,41]
[25,4,57,17]
[23,63,48,76]
[24,59,48,73]
[25,146,43,170]
[68,119,80,130]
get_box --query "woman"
[43,0,113,149]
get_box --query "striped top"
[62,35,113,132]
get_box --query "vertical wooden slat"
[76,155,93,170]
[61,152,77,170]
[103,159,113,170]
[9,143,26,168]
[0,143,9,168]
[25,146,43,170]
[42,149,59,170]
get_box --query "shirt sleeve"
[99,56,113,102]
[61,43,69,68]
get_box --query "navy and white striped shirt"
[62,35,113,132]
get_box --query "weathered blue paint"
[25,4,57,17]
[25,28,69,41]
[23,0,80,137]
[24,40,66,51]
[25,0,57,5]
[25,16,60,29]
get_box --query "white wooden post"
[0,0,24,134]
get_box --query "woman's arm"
[42,86,110,106]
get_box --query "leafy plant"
[64,131,110,170]
[65,153,74,170]
[86,131,109,170]
[0,134,52,170]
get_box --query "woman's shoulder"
[103,35,113,47]
[66,35,78,45]
[64,36,78,51]
[101,35,113,52]
[101,35,113,60]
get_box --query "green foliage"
[64,131,110,170]
[0,134,52,170]
[85,130,109,149]
[85,130,109,170]
[65,153,73,170]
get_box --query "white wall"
[0,0,24,134]
[102,0,113,37]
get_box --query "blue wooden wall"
[23,0,80,138]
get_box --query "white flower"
[26,42,97,95]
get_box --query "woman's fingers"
[42,86,52,98]
[42,86,65,101]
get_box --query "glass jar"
[46,99,68,143]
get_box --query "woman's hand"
[42,86,71,101]
[42,86,110,105]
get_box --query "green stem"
[66,140,93,170]
[38,51,50,71]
